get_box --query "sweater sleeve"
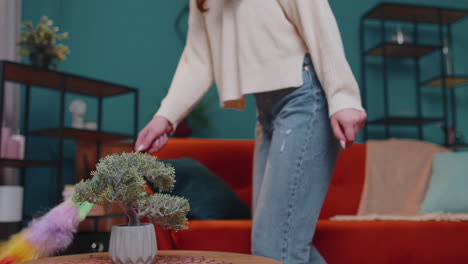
[278,0,365,116]
[155,0,214,130]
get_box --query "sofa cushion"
[315,220,468,264]
[147,158,252,220]
[172,219,468,264]
[421,152,468,213]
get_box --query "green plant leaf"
[71,153,188,229]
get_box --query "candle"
[0,186,23,222]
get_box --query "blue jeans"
[252,55,340,264]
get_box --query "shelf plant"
[17,16,70,68]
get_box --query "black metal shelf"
[422,75,468,88]
[28,128,133,142]
[0,60,139,213]
[367,117,443,126]
[365,42,440,58]
[361,3,468,144]
[364,3,468,25]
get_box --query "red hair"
[196,0,208,12]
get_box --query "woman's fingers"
[135,128,149,152]
[160,133,169,149]
[330,108,367,149]
[162,133,168,144]
[331,118,346,143]
[136,127,159,152]
[135,116,171,152]
[343,122,356,147]
[147,138,160,154]
[147,133,169,154]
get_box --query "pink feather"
[24,201,80,256]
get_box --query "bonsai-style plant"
[72,152,190,229]
[72,152,190,263]
[17,16,70,68]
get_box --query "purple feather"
[24,201,80,257]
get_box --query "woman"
[135,0,366,263]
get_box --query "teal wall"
[20,0,468,213]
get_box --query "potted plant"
[17,16,70,69]
[72,152,190,264]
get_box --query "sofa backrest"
[158,138,255,208]
[158,138,366,219]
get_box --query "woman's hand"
[330,109,367,148]
[135,116,173,153]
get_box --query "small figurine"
[69,100,86,129]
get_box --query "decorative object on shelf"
[442,35,454,75]
[69,100,86,129]
[440,125,466,147]
[17,16,70,69]
[447,126,456,145]
[83,120,97,131]
[1,126,11,158]
[0,186,23,223]
[72,153,190,264]
[391,26,412,45]
[1,127,25,160]
[7,134,25,160]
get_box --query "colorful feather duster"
[0,200,94,264]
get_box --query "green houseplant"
[17,16,70,69]
[72,152,190,264]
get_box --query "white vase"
[109,223,157,264]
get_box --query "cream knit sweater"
[156,0,365,128]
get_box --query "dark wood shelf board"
[364,3,468,24]
[29,128,133,142]
[0,159,57,167]
[368,117,443,126]
[423,76,468,88]
[1,61,136,97]
[366,43,439,58]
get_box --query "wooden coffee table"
[21,250,283,264]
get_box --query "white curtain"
[0,0,22,132]
[0,0,22,185]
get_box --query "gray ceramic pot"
[109,223,157,264]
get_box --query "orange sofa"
[77,138,468,264]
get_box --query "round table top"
[21,250,283,264]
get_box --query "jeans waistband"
[303,54,312,68]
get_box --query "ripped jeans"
[252,55,340,264]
